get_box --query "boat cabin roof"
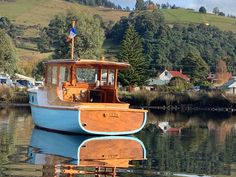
[46,59,130,69]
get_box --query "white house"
[221,77,236,94]
[147,69,190,88]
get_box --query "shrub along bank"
[119,90,236,111]
[0,85,28,104]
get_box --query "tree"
[0,30,17,75]
[135,0,145,10]
[181,51,209,83]
[219,12,225,16]
[39,12,105,59]
[213,7,220,15]
[37,27,51,52]
[215,59,229,85]
[0,17,21,41]
[32,58,49,80]
[199,6,207,13]
[118,26,149,87]
[168,77,192,92]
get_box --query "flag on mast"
[67,27,77,42]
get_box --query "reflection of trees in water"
[136,113,236,176]
[0,107,32,176]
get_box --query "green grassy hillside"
[0,0,236,77]
[160,8,236,33]
[1,1,235,32]
[0,0,129,26]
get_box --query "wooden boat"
[28,128,146,168]
[28,58,147,135]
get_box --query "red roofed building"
[147,69,190,87]
[169,70,190,81]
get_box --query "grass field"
[0,0,236,76]
[160,8,236,33]
[0,0,129,26]
[0,1,235,32]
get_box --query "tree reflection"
[136,111,236,176]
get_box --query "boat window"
[52,66,57,85]
[109,69,115,85]
[101,69,107,85]
[59,66,70,83]
[47,66,52,84]
[76,68,97,83]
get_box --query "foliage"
[195,80,213,87]
[32,58,49,80]
[65,0,119,9]
[213,7,220,15]
[219,12,225,16]
[168,77,193,92]
[120,90,233,108]
[38,12,105,59]
[215,59,230,85]
[119,90,156,107]
[0,85,28,103]
[37,27,51,52]
[0,16,21,40]
[110,10,236,80]
[0,29,17,76]
[118,26,149,86]
[199,6,207,13]
[135,0,145,10]
[181,51,209,83]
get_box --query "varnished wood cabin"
[44,59,130,105]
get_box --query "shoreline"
[1,101,235,113]
[0,102,29,107]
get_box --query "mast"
[71,20,76,60]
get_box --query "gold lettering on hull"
[103,112,120,118]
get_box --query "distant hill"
[0,1,235,32]
[160,8,236,33]
[0,0,129,26]
[0,0,236,77]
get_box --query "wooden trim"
[30,103,147,112]
[57,64,60,86]
[114,69,118,89]
[71,65,76,86]
[106,69,110,86]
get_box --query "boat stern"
[78,108,147,135]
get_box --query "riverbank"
[119,90,236,112]
[0,85,29,104]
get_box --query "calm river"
[1,107,236,177]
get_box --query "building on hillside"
[145,69,190,90]
[220,77,236,94]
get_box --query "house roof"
[169,71,190,81]
[221,78,236,89]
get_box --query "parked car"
[0,74,13,86]
[16,79,34,88]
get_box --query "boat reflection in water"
[27,128,146,176]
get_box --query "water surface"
[1,107,236,177]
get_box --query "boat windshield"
[76,68,97,83]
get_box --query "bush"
[199,6,207,13]
[0,85,28,103]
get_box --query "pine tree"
[119,26,149,87]
[135,0,145,10]
[181,51,209,83]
